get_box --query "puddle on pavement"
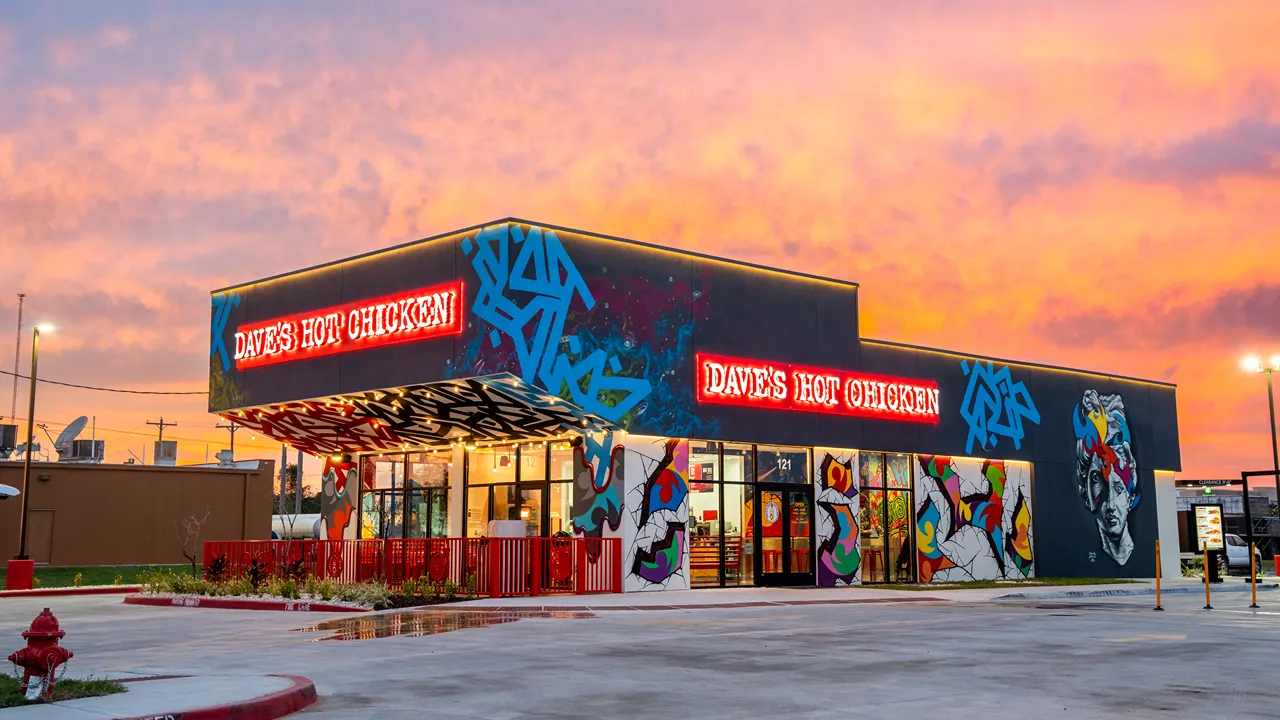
[296,610,594,641]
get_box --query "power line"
[6,416,288,453]
[0,369,206,395]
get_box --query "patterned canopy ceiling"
[219,373,607,455]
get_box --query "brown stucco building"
[0,460,274,566]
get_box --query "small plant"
[73,572,84,587]
[32,577,40,588]
[443,579,458,601]
[465,572,478,597]
[283,556,308,583]
[246,555,270,591]
[401,577,418,599]
[113,575,123,586]
[204,553,229,583]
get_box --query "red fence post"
[530,539,541,598]
[489,539,501,599]
[575,539,588,595]
[612,538,623,593]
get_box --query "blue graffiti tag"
[959,359,1041,455]
[210,292,241,370]
[461,223,653,426]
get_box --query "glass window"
[407,453,450,488]
[365,454,405,489]
[860,488,886,582]
[689,480,721,587]
[468,445,516,485]
[520,444,547,482]
[549,482,573,536]
[550,443,575,481]
[520,488,543,537]
[723,482,752,585]
[756,446,809,484]
[886,453,911,489]
[887,489,913,582]
[723,443,751,484]
[467,486,490,537]
[860,452,885,488]
[493,485,519,523]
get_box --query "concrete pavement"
[3,580,1280,718]
[5,674,303,719]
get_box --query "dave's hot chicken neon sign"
[233,281,463,369]
[696,353,939,422]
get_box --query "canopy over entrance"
[218,373,610,456]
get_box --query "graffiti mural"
[815,449,860,586]
[1074,390,1139,565]
[571,432,624,547]
[959,360,1042,455]
[915,455,1034,582]
[623,437,690,591]
[209,292,244,411]
[319,455,359,540]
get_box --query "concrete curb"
[124,594,368,613]
[0,585,142,598]
[112,674,317,720]
[995,583,1280,600]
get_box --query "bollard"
[1202,542,1213,610]
[1250,543,1260,609]
[1153,539,1164,611]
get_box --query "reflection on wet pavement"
[297,610,595,641]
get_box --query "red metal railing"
[202,537,623,596]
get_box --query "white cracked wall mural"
[814,449,861,586]
[915,455,1034,582]
[622,437,690,592]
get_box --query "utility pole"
[146,417,177,443]
[215,420,241,457]
[9,293,24,421]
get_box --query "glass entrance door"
[757,485,813,586]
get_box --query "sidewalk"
[6,673,315,719]
[441,577,1280,611]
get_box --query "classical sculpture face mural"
[1073,390,1139,565]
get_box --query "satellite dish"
[0,484,19,499]
[54,416,88,458]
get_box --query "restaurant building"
[209,219,1182,591]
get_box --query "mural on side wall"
[915,456,1034,582]
[1074,390,1139,565]
[959,360,1042,455]
[815,449,861,586]
[319,455,358,541]
[623,438,690,592]
[208,292,244,411]
[571,432,624,554]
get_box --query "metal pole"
[279,445,287,510]
[9,293,23,422]
[15,328,39,559]
[1267,370,1280,523]
[1250,542,1260,609]
[1203,541,1213,610]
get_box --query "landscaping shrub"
[204,553,229,583]
[246,555,270,590]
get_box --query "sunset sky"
[1,1,1278,482]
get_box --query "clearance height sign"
[233,281,463,370]
[696,353,940,423]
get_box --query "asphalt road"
[1,589,1277,719]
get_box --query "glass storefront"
[359,451,451,539]
[859,452,915,583]
[464,442,573,538]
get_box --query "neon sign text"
[697,353,939,422]
[233,281,463,369]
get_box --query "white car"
[1224,533,1264,572]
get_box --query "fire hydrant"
[8,608,73,698]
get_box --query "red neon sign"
[234,280,464,369]
[696,353,939,423]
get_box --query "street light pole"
[15,326,43,560]
[1266,368,1280,511]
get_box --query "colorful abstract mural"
[959,360,1042,455]
[915,455,1034,582]
[815,449,861,586]
[1074,390,1139,565]
[623,437,690,591]
[319,455,359,540]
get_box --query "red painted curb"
[0,585,142,598]
[112,674,317,720]
[124,593,368,613]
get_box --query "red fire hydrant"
[8,608,73,698]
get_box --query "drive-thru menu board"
[1195,505,1224,550]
